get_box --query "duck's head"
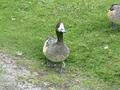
[56,22,65,33]
[109,4,120,11]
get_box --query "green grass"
[0,0,120,89]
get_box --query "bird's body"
[43,22,69,73]
[108,7,120,24]
[43,37,69,63]
[108,4,120,30]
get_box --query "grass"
[0,0,120,89]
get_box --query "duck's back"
[43,38,69,62]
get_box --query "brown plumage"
[108,4,120,24]
[108,4,120,29]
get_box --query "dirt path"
[0,52,115,90]
[0,52,46,90]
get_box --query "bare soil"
[0,52,46,90]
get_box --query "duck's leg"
[111,22,117,30]
[59,61,65,74]
[46,59,54,68]
[44,57,48,64]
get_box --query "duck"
[107,4,120,30]
[43,22,70,73]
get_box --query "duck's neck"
[56,31,64,44]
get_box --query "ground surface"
[0,52,118,90]
[0,52,46,90]
[0,0,120,89]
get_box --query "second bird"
[108,4,120,30]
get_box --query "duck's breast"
[108,9,120,24]
[43,41,69,62]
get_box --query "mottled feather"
[108,4,120,24]
[43,38,69,62]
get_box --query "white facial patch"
[58,23,65,32]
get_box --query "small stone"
[104,45,109,49]
[43,82,50,86]
[16,51,23,56]
[11,17,16,21]
[33,72,39,76]
[48,87,56,90]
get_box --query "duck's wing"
[43,37,56,58]
[44,37,56,48]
